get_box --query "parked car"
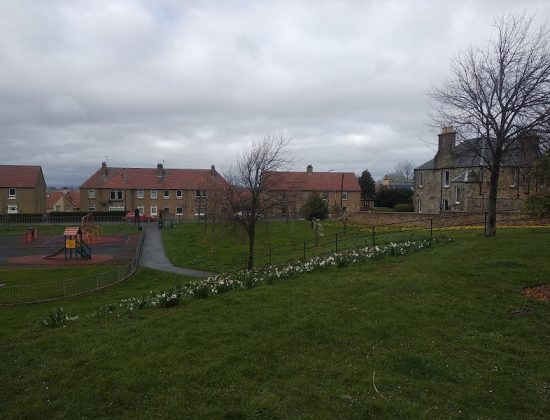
[124,211,156,222]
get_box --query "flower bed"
[39,237,450,326]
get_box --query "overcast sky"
[1,0,548,186]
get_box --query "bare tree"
[224,135,292,269]
[430,13,550,236]
[393,160,415,183]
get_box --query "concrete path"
[139,224,217,278]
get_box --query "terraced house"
[414,127,541,214]
[0,165,47,215]
[266,165,362,218]
[80,162,229,219]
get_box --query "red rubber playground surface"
[1,234,139,267]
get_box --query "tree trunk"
[247,221,256,270]
[486,166,501,237]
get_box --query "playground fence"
[0,214,125,225]
[0,229,145,305]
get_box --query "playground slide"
[44,247,65,259]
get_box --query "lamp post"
[326,169,334,212]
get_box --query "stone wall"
[349,211,550,228]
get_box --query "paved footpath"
[139,224,217,278]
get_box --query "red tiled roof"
[67,191,80,208]
[47,191,64,209]
[0,165,43,188]
[80,166,230,190]
[266,171,361,192]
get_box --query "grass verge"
[1,229,549,417]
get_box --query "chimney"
[210,164,216,177]
[383,176,390,187]
[435,127,456,168]
[306,164,313,174]
[101,161,108,176]
[156,163,165,178]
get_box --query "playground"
[0,214,140,268]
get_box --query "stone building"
[0,165,47,214]
[414,127,541,214]
[80,162,229,220]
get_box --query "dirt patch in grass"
[522,284,550,302]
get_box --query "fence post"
[303,241,306,260]
[484,212,488,236]
[430,219,433,241]
[372,226,375,246]
[335,233,338,251]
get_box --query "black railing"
[0,229,145,305]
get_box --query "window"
[342,206,348,213]
[8,187,16,198]
[176,190,182,199]
[417,199,422,213]
[418,172,423,188]
[8,205,18,214]
[454,186,461,204]
[164,190,170,199]
[55,205,61,212]
[282,193,287,200]
[342,191,348,201]
[137,190,144,199]
[442,199,449,211]
[281,206,287,216]
[151,190,157,199]
[151,206,158,216]
[110,189,124,201]
[163,207,170,215]
[176,207,183,215]
[443,170,450,187]
[510,169,519,187]
[195,190,207,198]
[322,192,328,201]
[108,206,124,212]
[88,189,95,199]
[88,205,96,212]
[137,206,144,215]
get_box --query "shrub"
[393,203,414,212]
[302,192,329,220]
[375,188,413,208]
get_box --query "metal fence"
[0,214,125,225]
[232,213,550,268]
[0,230,145,305]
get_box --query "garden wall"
[348,211,550,228]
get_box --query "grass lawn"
[162,220,432,271]
[1,229,549,418]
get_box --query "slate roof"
[266,171,361,192]
[80,166,230,190]
[0,165,43,187]
[415,138,539,171]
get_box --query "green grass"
[162,220,431,271]
[1,229,549,418]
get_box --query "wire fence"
[232,212,550,268]
[0,230,145,305]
